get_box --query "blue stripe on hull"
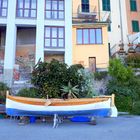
[6,108,111,117]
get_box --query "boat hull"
[6,96,111,117]
[6,108,110,117]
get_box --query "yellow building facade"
[72,0,109,71]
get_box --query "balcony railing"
[73,5,97,22]
[73,5,111,24]
[78,5,97,16]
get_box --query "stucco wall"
[72,26,109,69]
[125,0,140,34]
[72,0,99,14]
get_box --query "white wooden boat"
[6,93,113,117]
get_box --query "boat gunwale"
[7,95,110,106]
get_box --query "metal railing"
[73,5,111,23]
[78,5,97,16]
[73,5,97,21]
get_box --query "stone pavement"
[0,116,140,140]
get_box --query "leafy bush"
[31,59,68,98]
[31,60,87,98]
[107,81,129,96]
[17,87,40,98]
[94,71,108,81]
[67,64,84,86]
[32,59,68,89]
[78,69,97,98]
[109,58,133,84]
[42,83,60,98]
[125,54,140,68]
[131,101,140,115]
[0,82,9,104]
[115,94,133,112]
[106,58,140,113]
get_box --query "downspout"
[119,0,124,46]
[98,0,101,22]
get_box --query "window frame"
[81,0,89,13]
[132,20,139,32]
[76,28,103,45]
[16,0,37,18]
[130,0,137,11]
[102,0,111,11]
[0,0,8,17]
[45,0,65,20]
[44,26,65,48]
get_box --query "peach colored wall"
[72,0,99,14]
[72,25,109,69]
[125,0,140,34]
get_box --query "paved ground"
[0,116,140,140]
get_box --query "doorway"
[89,57,96,72]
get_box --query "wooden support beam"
[111,94,115,107]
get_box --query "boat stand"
[89,116,97,125]
[53,114,64,128]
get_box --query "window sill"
[76,43,103,45]
[16,17,37,19]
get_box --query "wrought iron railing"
[73,5,111,23]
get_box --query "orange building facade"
[125,0,140,34]
[72,0,109,71]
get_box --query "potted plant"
[61,82,79,99]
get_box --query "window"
[0,0,8,17]
[45,0,64,19]
[132,20,139,32]
[102,0,110,11]
[16,0,37,18]
[130,0,137,11]
[76,28,102,44]
[81,0,89,12]
[45,26,64,48]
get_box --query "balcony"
[73,5,97,23]
[73,5,111,24]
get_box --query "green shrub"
[42,83,60,98]
[17,87,40,98]
[131,101,140,115]
[106,58,140,113]
[0,82,9,104]
[31,59,68,98]
[67,64,84,86]
[115,95,133,112]
[125,54,140,68]
[31,59,98,98]
[109,58,134,84]
[94,71,108,80]
[78,69,97,98]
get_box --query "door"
[89,57,96,72]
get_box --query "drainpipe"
[98,0,101,22]
[118,0,127,59]
[119,0,124,48]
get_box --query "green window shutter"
[130,0,137,11]
[108,23,111,31]
[102,0,110,11]
[132,20,139,32]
